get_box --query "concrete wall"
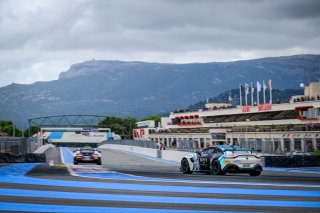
[33,144,55,154]
[99,144,193,163]
[161,150,193,162]
[99,144,158,158]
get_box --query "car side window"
[216,148,223,154]
[201,149,208,155]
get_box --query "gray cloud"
[0,0,319,87]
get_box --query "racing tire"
[73,158,78,165]
[249,170,261,176]
[97,159,102,165]
[219,170,227,175]
[181,158,193,174]
[212,160,223,175]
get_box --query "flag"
[263,80,267,91]
[257,81,261,92]
[268,79,272,89]
[245,83,249,94]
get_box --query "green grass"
[313,150,320,156]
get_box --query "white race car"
[73,146,102,165]
[180,145,262,176]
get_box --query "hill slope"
[0,54,319,126]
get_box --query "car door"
[199,148,213,170]
[211,147,223,163]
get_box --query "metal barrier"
[177,140,199,153]
[0,137,37,154]
[99,139,159,149]
[264,155,320,167]
[0,153,46,163]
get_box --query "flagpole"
[245,83,248,106]
[251,82,254,106]
[269,79,272,104]
[245,91,247,106]
[239,84,242,106]
[263,80,266,104]
[257,82,260,105]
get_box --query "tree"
[24,126,40,137]
[0,120,12,129]
[1,124,22,137]
[122,117,137,139]
[98,116,137,139]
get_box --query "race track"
[0,147,320,212]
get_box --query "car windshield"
[216,145,251,151]
[80,147,94,152]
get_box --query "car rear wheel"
[212,160,224,175]
[249,170,261,176]
[97,159,101,165]
[181,158,192,174]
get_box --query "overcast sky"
[0,0,320,87]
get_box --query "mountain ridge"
[0,54,319,126]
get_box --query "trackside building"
[134,82,320,155]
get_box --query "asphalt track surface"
[0,147,319,212]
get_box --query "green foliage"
[98,116,137,139]
[0,120,22,137]
[313,150,320,156]
[0,120,13,128]
[24,126,40,137]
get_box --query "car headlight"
[224,160,231,164]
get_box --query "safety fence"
[0,153,46,163]
[0,137,38,154]
[176,140,199,152]
[263,155,320,167]
[99,139,159,149]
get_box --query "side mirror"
[196,150,201,155]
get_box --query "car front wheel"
[181,158,192,174]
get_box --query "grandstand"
[134,82,320,155]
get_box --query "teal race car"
[180,145,262,176]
